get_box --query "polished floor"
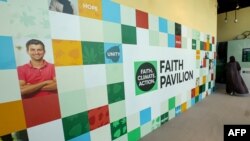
[141,83,250,141]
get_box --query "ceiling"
[217,0,250,14]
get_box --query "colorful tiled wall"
[0,0,216,141]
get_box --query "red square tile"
[136,9,148,29]
[22,94,61,127]
[175,35,181,48]
[88,105,110,130]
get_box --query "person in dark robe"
[225,56,249,95]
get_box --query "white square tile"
[85,86,108,110]
[159,32,167,47]
[90,125,111,141]
[27,119,65,141]
[80,17,103,42]
[109,100,126,122]
[136,28,149,48]
[148,14,159,31]
[0,70,21,103]
[127,113,140,132]
[56,66,85,93]
[49,11,81,40]
[120,5,136,26]
[84,65,106,88]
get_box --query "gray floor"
[141,83,250,141]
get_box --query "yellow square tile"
[78,0,102,20]
[196,50,200,60]
[202,76,206,84]
[181,102,187,112]
[52,40,83,66]
[195,87,199,96]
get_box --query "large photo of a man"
[17,39,57,99]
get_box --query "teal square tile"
[103,21,122,43]
[62,111,90,140]
[149,30,159,46]
[110,117,127,140]
[121,25,137,44]
[107,82,125,104]
[82,41,105,65]
[106,64,124,84]
[104,43,123,64]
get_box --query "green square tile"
[103,21,122,43]
[110,117,127,140]
[192,39,197,50]
[208,81,211,89]
[59,89,87,118]
[85,86,108,110]
[128,127,141,141]
[195,96,199,103]
[82,41,105,65]
[160,99,168,114]
[109,100,126,122]
[161,112,169,125]
[168,109,175,120]
[175,23,181,35]
[106,64,124,84]
[152,116,161,130]
[149,30,159,46]
[140,121,152,138]
[167,20,175,34]
[168,97,175,110]
[122,24,137,44]
[107,82,125,104]
[62,111,90,140]
[182,37,187,49]
[127,113,140,132]
[200,41,204,50]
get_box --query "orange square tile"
[78,0,102,20]
[52,40,83,66]
[0,101,26,136]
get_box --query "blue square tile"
[159,17,168,33]
[168,34,175,48]
[0,36,16,70]
[104,43,123,64]
[102,0,121,23]
[191,98,195,106]
[140,107,151,125]
[69,132,90,141]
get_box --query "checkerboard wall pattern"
[0,0,216,140]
